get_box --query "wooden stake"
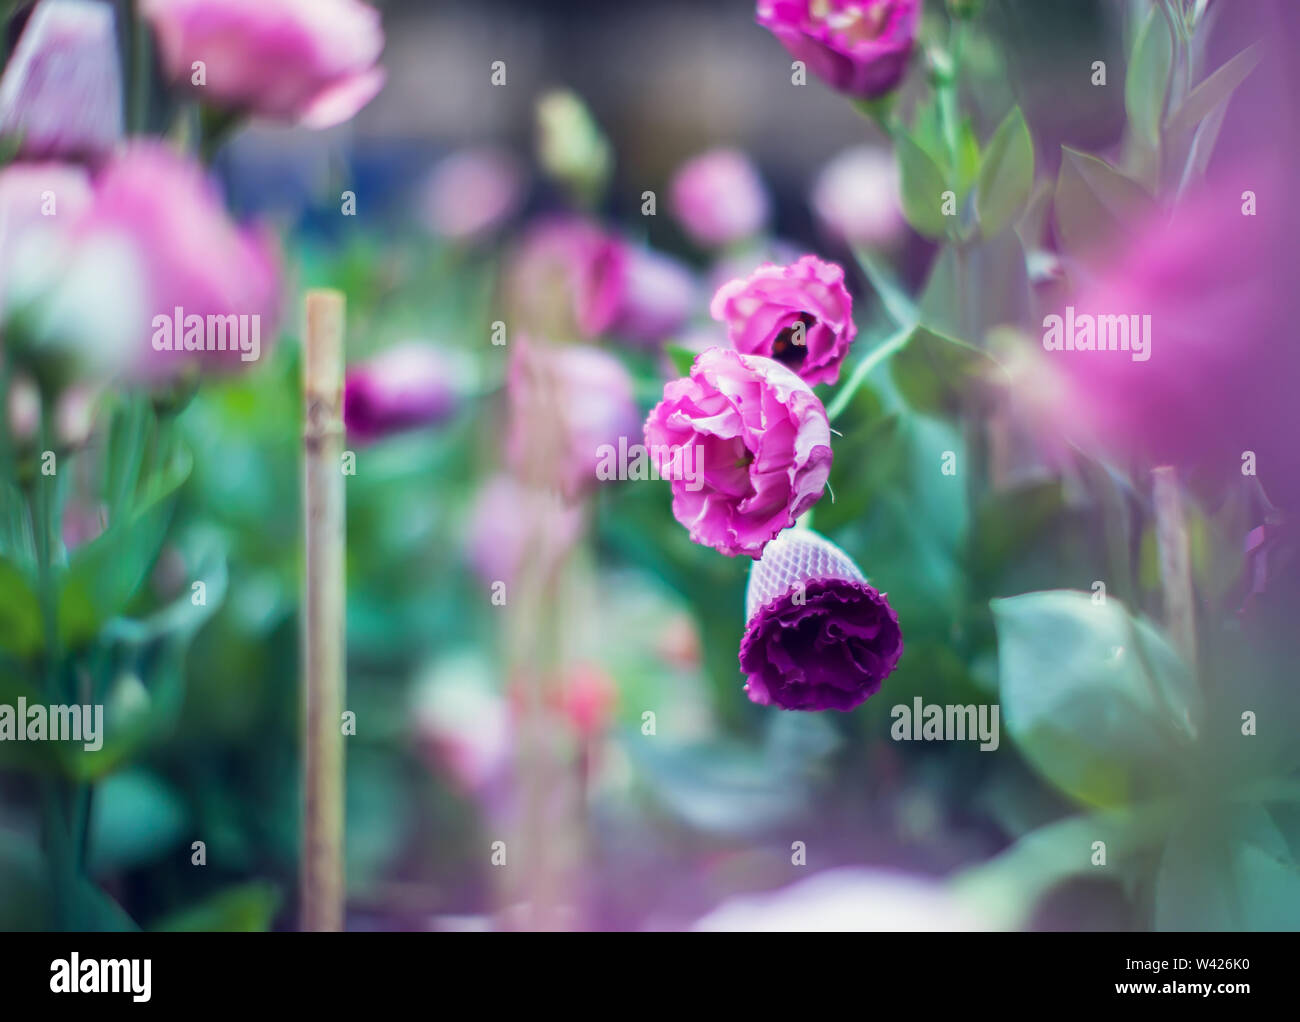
[301,290,346,931]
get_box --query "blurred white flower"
[810,146,905,249]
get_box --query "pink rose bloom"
[506,337,641,500]
[756,0,920,99]
[644,347,832,559]
[811,145,905,248]
[0,0,123,162]
[67,143,280,379]
[711,255,857,387]
[419,148,525,243]
[142,0,385,128]
[343,342,465,443]
[669,149,769,249]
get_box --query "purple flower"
[644,347,832,559]
[142,0,385,129]
[669,149,769,249]
[0,0,123,162]
[710,255,857,386]
[464,473,584,587]
[343,342,463,443]
[756,0,920,99]
[505,216,624,341]
[739,528,902,710]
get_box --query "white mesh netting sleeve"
[744,527,866,622]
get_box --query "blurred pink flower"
[811,145,905,248]
[412,659,512,797]
[612,244,696,347]
[0,160,92,289]
[343,342,465,443]
[69,142,281,379]
[669,149,768,249]
[693,867,984,931]
[756,0,920,99]
[505,216,623,340]
[464,473,585,587]
[644,347,832,559]
[142,0,385,128]
[419,148,524,243]
[0,0,123,162]
[1045,172,1299,509]
[711,255,857,386]
[506,337,641,499]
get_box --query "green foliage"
[974,107,1034,238]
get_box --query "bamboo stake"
[301,290,347,931]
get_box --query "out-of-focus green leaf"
[971,481,1064,581]
[58,446,193,648]
[1125,8,1173,149]
[1054,148,1154,261]
[991,590,1199,808]
[890,326,1005,420]
[150,881,282,932]
[896,130,953,240]
[88,768,189,874]
[0,555,41,657]
[975,107,1034,238]
[1155,804,1300,931]
[1167,44,1261,139]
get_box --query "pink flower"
[644,347,832,559]
[419,148,524,243]
[463,474,585,587]
[505,216,624,341]
[141,0,385,128]
[70,142,280,379]
[669,149,768,248]
[343,342,465,443]
[612,244,696,347]
[506,337,641,500]
[0,0,123,162]
[811,145,905,248]
[756,0,920,99]
[710,255,856,387]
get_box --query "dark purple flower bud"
[739,527,902,711]
[343,342,462,443]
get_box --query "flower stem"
[826,323,913,421]
[1152,465,1197,671]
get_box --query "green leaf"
[1155,804,1300,931]
[58,445,192,647]
[663,343,697,378]
[955,118,982,200]
[991,590,1199,808]
[150,881,282,932]
[1168,44,1261,139]
[1054,147,1154,261]
[852,247,918,330]
[975,107,1035,238]
[890,325,1005,419]
[1124,7,1174,149]
[0,555,41,657]
[971,481,1064,581]
[88,768,189,874]
[896,130,953,240]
